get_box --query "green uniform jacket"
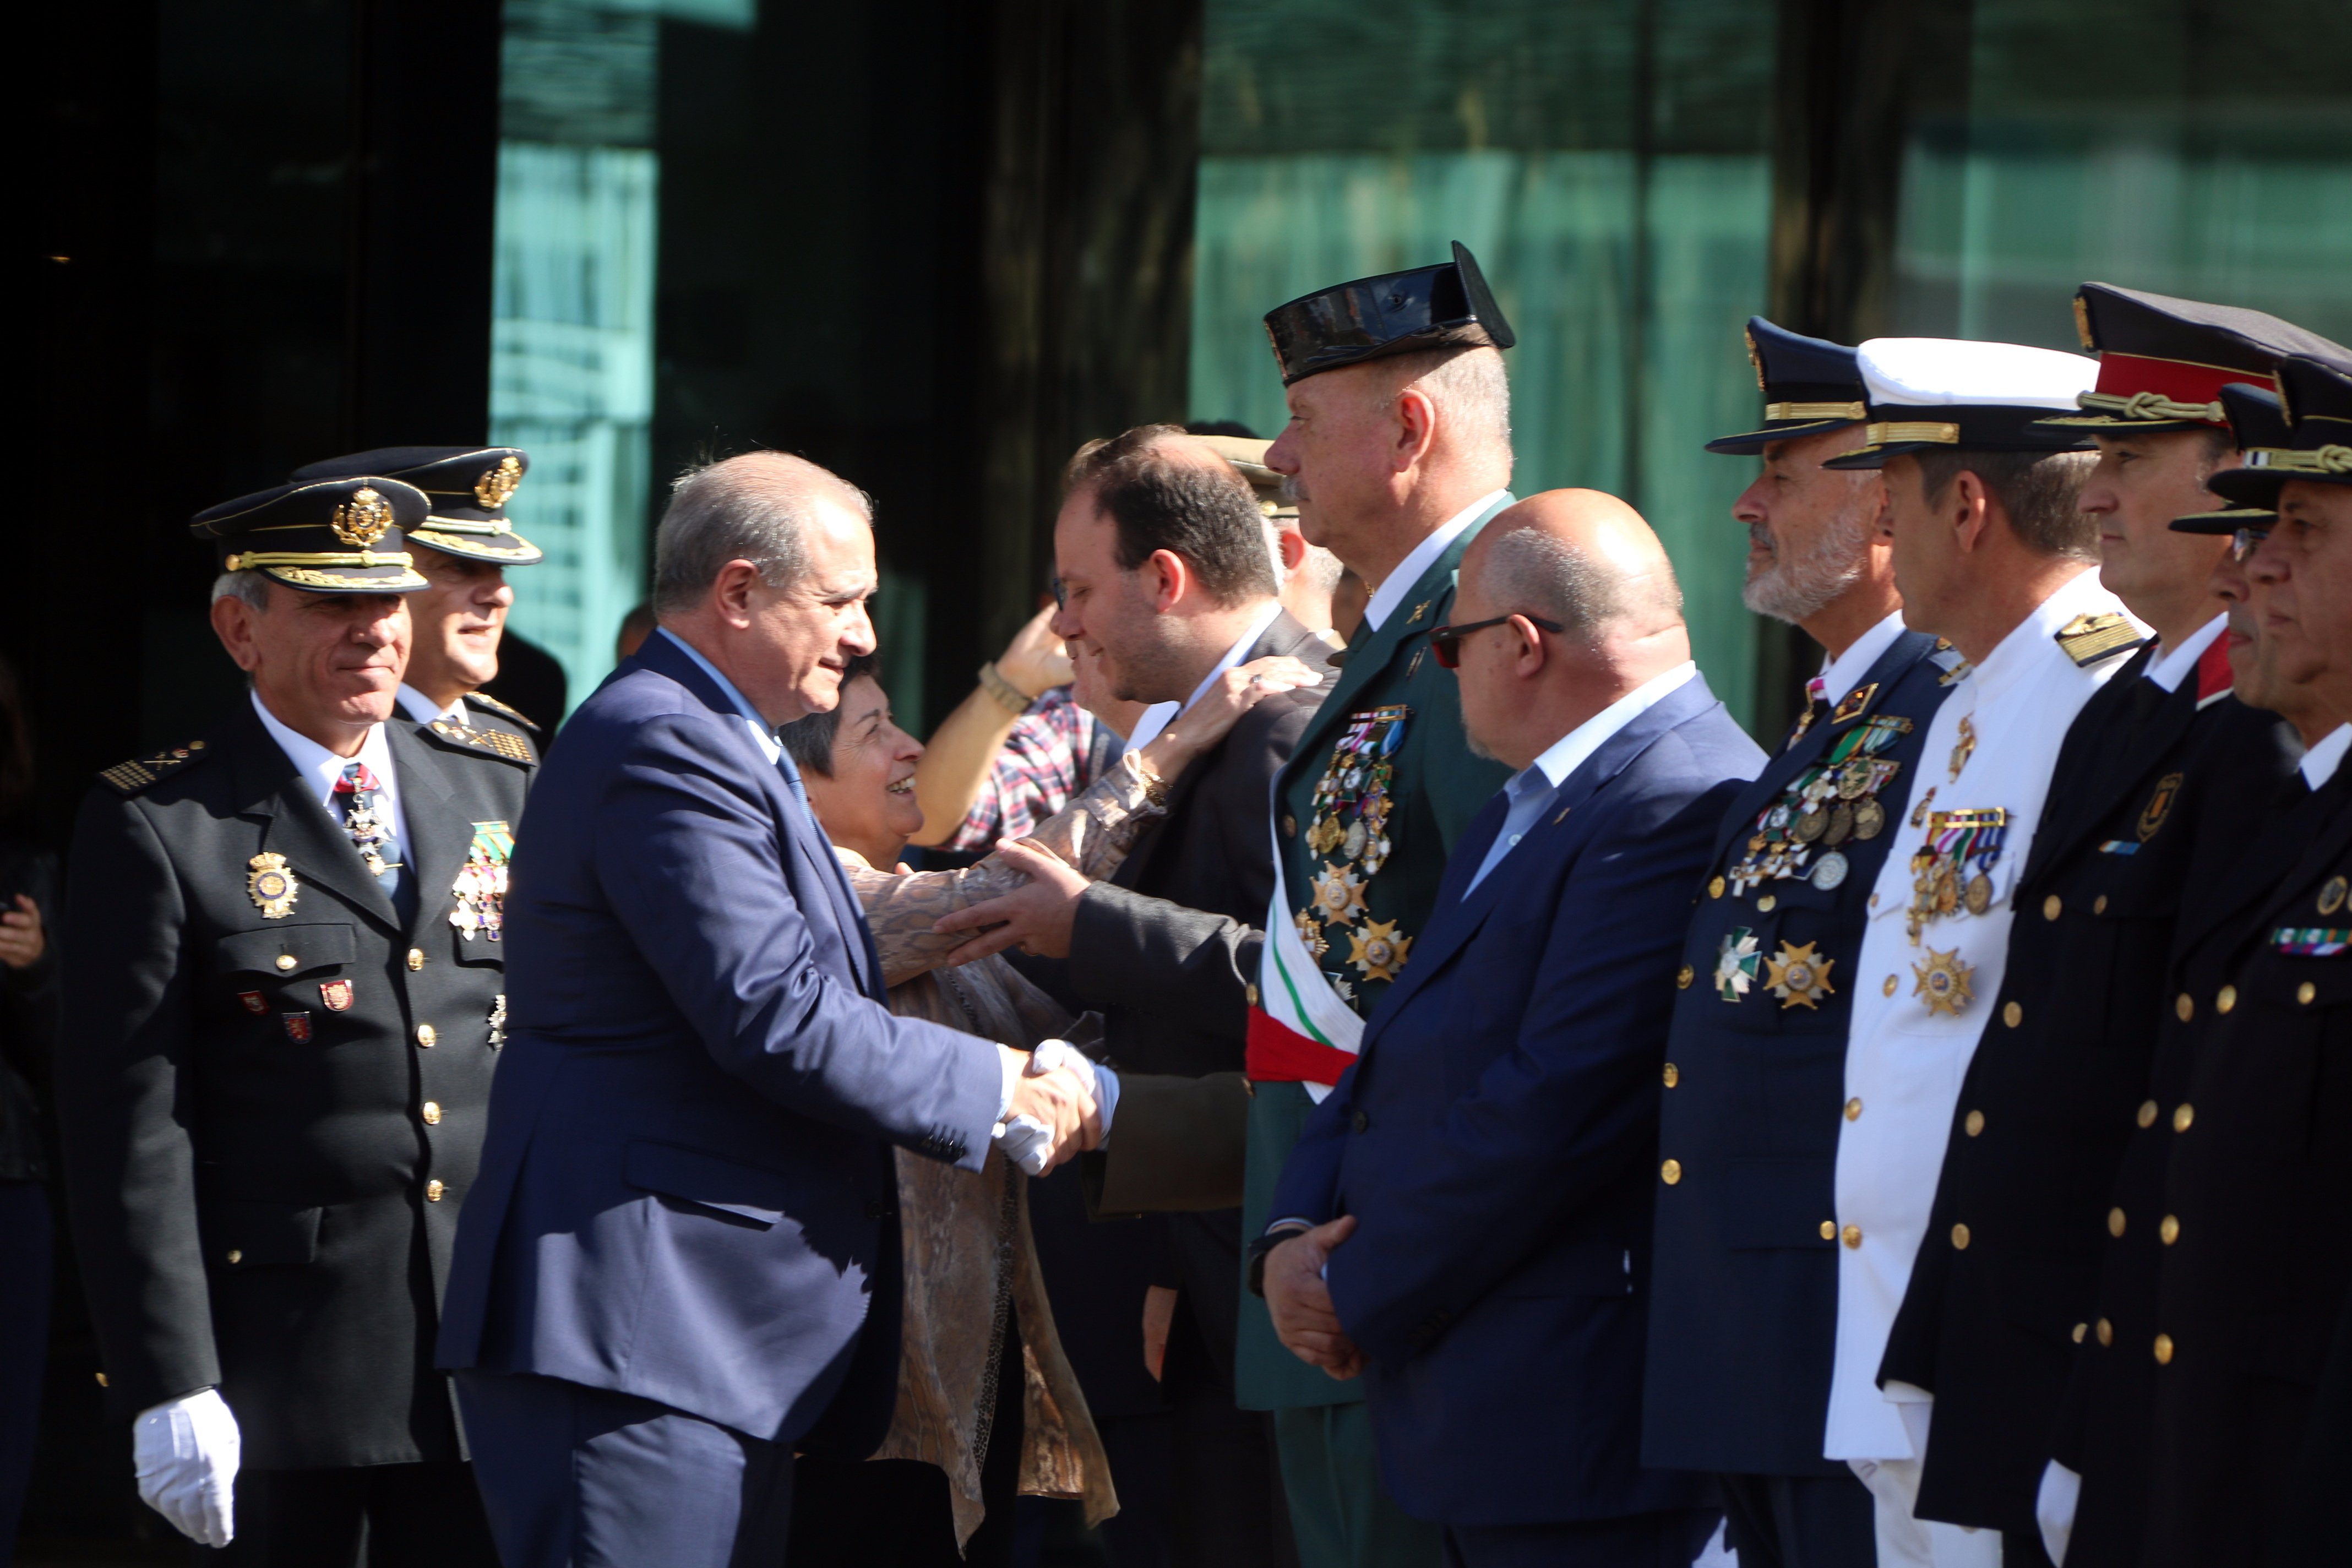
[1237,498,1515,1411]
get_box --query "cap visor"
[260,563,429,594]
[410,527,545,565]
[1703,418,1859,455]
[2169,508,2275,535]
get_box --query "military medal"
[1347,919,1410,983]
[2321,877,2349,917]
[488,993,509,1047]
[1811,850,1850,890]
[282,1011,314,1043]
[1913,947,1975,1016]
[2274,926,2352,957]
[1715,928,1761,1001]
[1296,706,1412,986]
[247,852,300,919]
[1947,715,1978,780]
[1310,862,1367,927]
[1725,714,1909,897]
[1765,941,1834,1010]
[318,979,353,1011]
[1823,803,1854,846]
[238,991,266,1015]
[1907,808,2007,941]
[1292,908,1330,960]
[334,764,401,879]
[1854,798,1887,840]
[1831,683,1879,725]
[450,820,515,940]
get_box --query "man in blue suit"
[437,452,1100,1566]
[1253,489,1765,1566]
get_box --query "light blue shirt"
[657,627,785,766]
[1461,662,1698,896]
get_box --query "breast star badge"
[1310,862,1368,927]
[1765,941,1835,1010]
[1715,928,1761,1001]
[1913,947,1975,1016]
[1347,918,1411,983]
[247,853,300,919]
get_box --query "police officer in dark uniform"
[1880,289,2331,1565]
[1643,320,1956,1566]
[293,447,548,759]
[56,476,531,1563]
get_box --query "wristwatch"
[1246,1226,1310,1298]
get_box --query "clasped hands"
[994,1038,1104,1175]
[1264,1216,1366,1380]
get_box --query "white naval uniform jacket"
[1825,569,2144,1462]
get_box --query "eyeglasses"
[1429,613,1566,669]
[2231,526,2272,563]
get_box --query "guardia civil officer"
[1812,338,2133,1567]
[56,477,531,1562]
[1243,245,1517,1568]
[2038,378,2347,1568]
[294,447,548,758]
[1642,320,1956,1567]
[1879,289,2333,1564]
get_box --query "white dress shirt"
[1461,663,1698,895]
[395,684,467,726]
[251,692,411,892]
[2302,725,2352,791]
[1826,569,2145,1461]
[1818,612,1911,712]
[2141,613,2226,694]
[1123,600,1287,755]
[1359,489,1512,634]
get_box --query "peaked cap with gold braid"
[291,446,543,566]
[190,477,431,593]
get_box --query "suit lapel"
[2021,650,2185,887]
[386,723,470,940]
[230,707,402,932]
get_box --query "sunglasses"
[1429,613,1566,669]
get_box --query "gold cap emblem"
[330,487,394,549]
[474,455,522,512]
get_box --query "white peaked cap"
[1855,337,2100,411]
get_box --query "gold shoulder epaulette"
[97,739,214,796]
[2054,612,2148,668]
[464,691,541,732]
[427,717,536,765]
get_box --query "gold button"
[421,1101,442,1125]
[2097,1317,2114,1345]
[275,954,297,971]
[2299,981,2318,1005]
[1883,974,1898,997]
[2175,993,2193,1022]
[2216,984,2237,1015]
[1660,1159,1683,1185]
[225,1249,242,1265]
[1950,1223,1970,1249]
[2072,1322,2088,1343]
[1842,1224,1863,1249]
[1709,876,1726,899]
[2003,1000,2023,1028]
[1663,1063,1680,1088]
[1757,894,1777,913]
[2153,1333,2174,1365]
[1820,1220,1837,1241]
[2174,1102,2195,1133]
[426,1179,447,1202]
[2160,1214,2180,1245]
[2138,1099,2158,1128]
[95,1372,109,1387]
[1245,983,1260,1006]
[1842,1097,1862,1121]
[1282,815,1297,837]
[1965,1109,1985,1137]
[1676,965,1694,990]
[408,948,426,972]
[2043,894,2062,921]
[2109,1207,2127,1237]
[2094,895,2109,914]
[416,1023,437,1048]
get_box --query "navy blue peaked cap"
[291,446,542,566]
[2173,382,2291,533]
[1705,319,1868,454]
[2209,356,2352,508]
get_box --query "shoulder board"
[424,717,536,766]
[97,739,216,796]
[2054,612,2150,668]
[464,691,541,732]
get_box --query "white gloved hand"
[134,1387,239,1548]
[2037,1457,2081,1566]
[993,1039,1116,1175]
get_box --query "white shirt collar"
[2142,613,2228,694]
[1519,662,1699,793]
[657,627,782,765]
[1121,600,1287,754]
[1360,489,1512,634]
[249,690,404,824]
[2302,725,2352,791]
[1817,611,1910,711]
[396,684,465,726]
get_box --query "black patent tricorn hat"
[1263,242,1516,386]
[191,477,431,594]
[291,446,543,565]
[2172,382,2291,534]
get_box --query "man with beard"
[294,448,548,758]
[1645,319,1958,1567]
[1879,290,2331,1565]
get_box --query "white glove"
[2037,1458,2081,1566]
[993,1039,1119,1175]
[134,1388,239,1548]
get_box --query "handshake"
[993,1037,1117,1175]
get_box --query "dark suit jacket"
[57,703,531,1468]
[1888,656,2302,1538]
[1267,673,1763,1526]
[435,632,1004,1455]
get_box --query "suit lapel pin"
[238,991,266,1016]
[319,979,354,1012]
[282,1011,314,1043]
[247,853,300,919]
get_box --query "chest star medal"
[1310,861,1368,928]
[1913,947,1975,1017]
[1347,918,1411,983]
[1765,941,1834,1009]
[247,853,300,919]
[1715,928,1761,1001]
